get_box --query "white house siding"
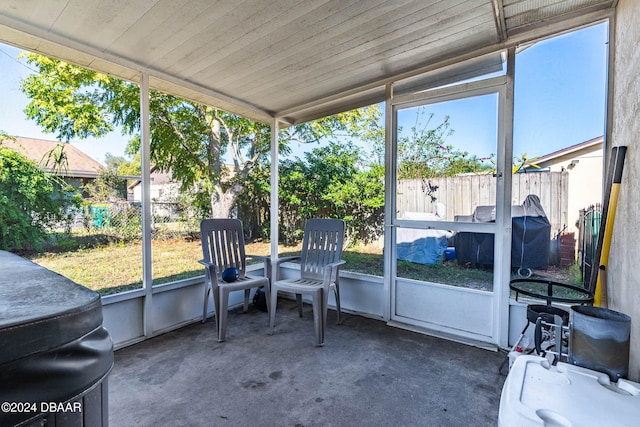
[542,144,603,233]
[609,0,640,382]
[132,182,180,203]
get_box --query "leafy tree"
[115,151,142,177]
[236,142,385,245]
[398,111,493,178]
[104,152,141,188]
[0,145,82,251]
[362,107,493,178]
[235,162,271,239]
[279,142,384,244]
[20,53,376,218]
[104,153,127,172]
[83,169,127,202]
[321,166,385,244]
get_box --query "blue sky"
[512,22,607,157]
[392,22,608,161]
[0,45,130,164]
[1,22,607,165]
[397,93,499,161]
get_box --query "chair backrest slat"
[300,218,345,281]
[200,219,247,277]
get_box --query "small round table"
[509,278,594,306]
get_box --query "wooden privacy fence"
[396,171,569,235]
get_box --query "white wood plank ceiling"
[0,0,615,125]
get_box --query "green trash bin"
[92,205,110,228]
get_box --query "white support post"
[383,83,396,321]
[494,48,516,348]
[603,16,615,184]
[140,72,153,337]
[270,119,280,283]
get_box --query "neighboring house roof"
[1,136,104,178]
[127,165,173,190]
[128,164,236,190]
[528,136,604,168]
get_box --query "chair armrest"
[273,256,302,282]
[246,254,271,280]
[246,255,301,267]
[273,256,301,266]
[198,260,219,285]
[251,255,301,281]
[246,254,270,268]
[324,259,346,269]
[198,259,214,267]
[322,259,346,284]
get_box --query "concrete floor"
[109,300,507,427]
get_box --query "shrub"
[0,146,82,251]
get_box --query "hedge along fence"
[396,171,569,234]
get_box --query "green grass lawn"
[28,236,579,296]
[29,238,306,295]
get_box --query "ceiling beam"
[505,2,615,37]
[491,0,508,41]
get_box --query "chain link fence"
[52,201,200,243]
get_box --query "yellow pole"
[594,147,626,307]
[594,184,619,306]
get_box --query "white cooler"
[499,355,640,427]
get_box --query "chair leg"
[322,287,330,334]
[311,291,324,346]
[211,284,221,339]
[264,283,271,314]
[243,288,250,313]
[296,294,303,317]
[269,287,278,334]
[217,287,230,342]
[202,283,211,323]
[333,283,342,325]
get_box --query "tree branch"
[157,106,207,172]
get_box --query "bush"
[278,142,384,245]
[236,142,385,246]
[0,146,82,251]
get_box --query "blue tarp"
[397,236,449,265]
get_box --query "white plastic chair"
[200,218,269,342]
[269,218,345,346]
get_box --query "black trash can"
[0,251,113,427]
